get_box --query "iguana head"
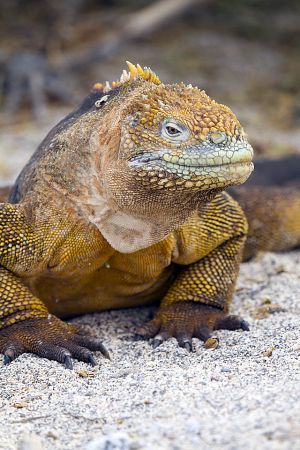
[12,62,254,252]
[94,62,253,217]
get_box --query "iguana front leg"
[0,203,109,367]
[137,193,249,350]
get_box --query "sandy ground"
[0,251,300,450]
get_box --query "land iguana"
[0,62,300,368]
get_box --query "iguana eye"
[166,125,181,136]
[161,120,189,141]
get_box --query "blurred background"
[0,0,299,187]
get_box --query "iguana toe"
[215,314,250,331]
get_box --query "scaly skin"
[0,62,298,367]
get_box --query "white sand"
[0,251,300,450]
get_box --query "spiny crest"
[125,61,161,85]
[92,61,161,94]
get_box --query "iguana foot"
[136,302,249,352]
[0,316,110,369]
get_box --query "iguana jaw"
[128,140,254,190]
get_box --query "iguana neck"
[80,191,198,253]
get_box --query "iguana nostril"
[210,131,227,144]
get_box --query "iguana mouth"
[128,144,253,171]
[127,144,254,190]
